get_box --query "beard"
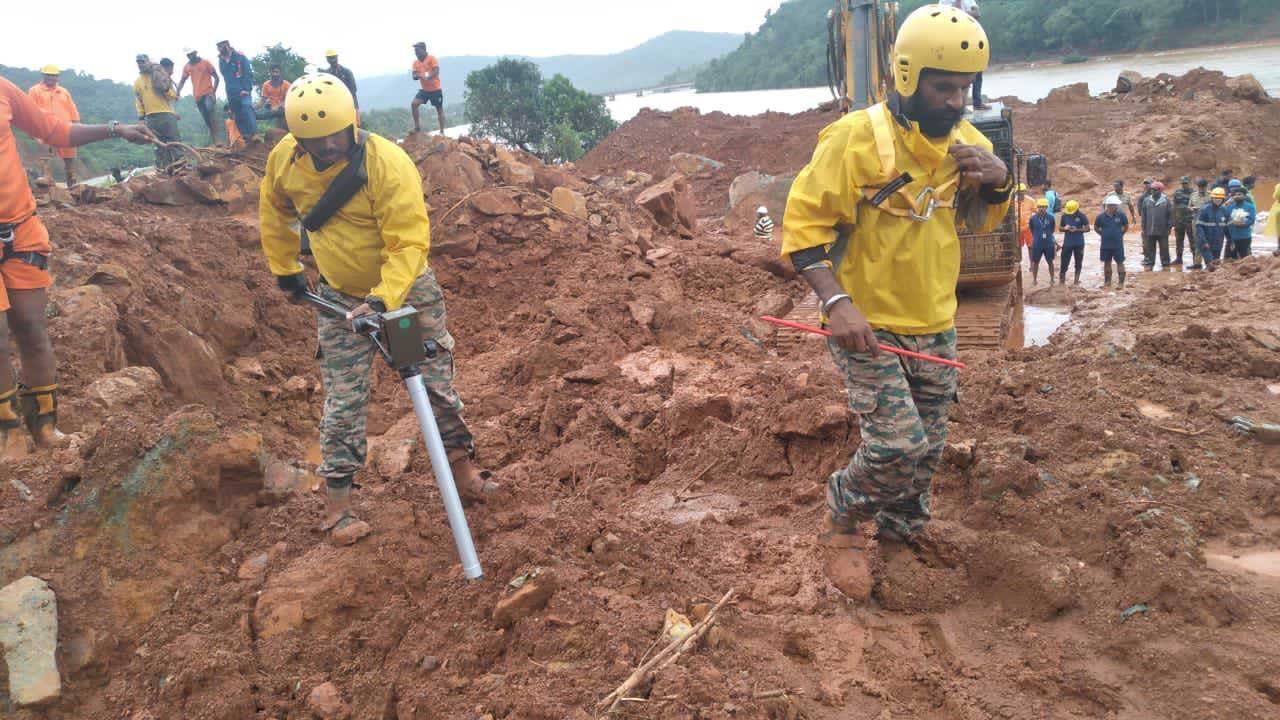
[904,94,963,138]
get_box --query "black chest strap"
[301,130,371,233]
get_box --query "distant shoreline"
[987,38,1280,74]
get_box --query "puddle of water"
[1023,306,1071,347]
[1207,550,1280,579]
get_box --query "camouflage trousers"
[316,269,473,482]
[826,329,958,537]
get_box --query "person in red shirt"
[256,64,291,128]
[0,77,153,459]
[177,48,221,145]
[26,66,81,187]
[410,42,445,134]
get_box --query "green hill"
[1,64,229,179]
[696,0,1278,93]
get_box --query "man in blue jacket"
[1226,185,1258,260]
[217,40,257,143]
[1196,187,1230,267]
[1028,197,1057,286]
[1057,199,1088,286]
[1094,195,1129,289]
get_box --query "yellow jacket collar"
[886,94,959,174]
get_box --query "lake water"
[603,41,1280,123]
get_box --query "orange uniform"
[413,55,441,92]
[26,83,79,160]
[260,79,291,109]
[1018,195,1038,248]
[182,59,218,99]
[1,77,71,310]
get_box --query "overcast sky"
[6,0,785,83]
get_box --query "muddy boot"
[818,514,874,602]
[0,388,29,461]
[19,385,67,449]
[320,477,370,545]
[1073,269,1081,286]
[1117,266,1127,289]
[447,448,501,502]
[1103,262,1112,287]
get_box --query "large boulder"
[469,189,522,216]
[636,173,697,235]
[1115,70,1144,94]
[1052,162,1101,197]
[1227,74,1270,104]
[728,171,794,214]
[421,150,486,196]
[534,165,586,193]
[432,227,481,258]
[137,177,199,206]
[48,285,127,376]
[0,576,61,707]
[499,160,536,186]
[84,366,164,410]
[669,152,724,176]
[122,316,226,402]
[551,187,588,220]
[1042,82,1091,106]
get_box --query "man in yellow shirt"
[133,54,181,172]
[259,75,498,541]
[781,5,1011,599]
[27,66,80,187]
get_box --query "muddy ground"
[2,69,1280,719]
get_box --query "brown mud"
[2,69,1280,719]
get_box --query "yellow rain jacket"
[133,73,177,117]
[260,133,430,310]
[1266,183,1279,240]
[782,102,1011,335]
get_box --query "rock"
[202,431,264,476]
[669,152,723,176]
[1115,70,1144,94]
[753,290,795,320]
[122,316,226,402]
[493,570,558,627]
[229,357,267,384]
[624,170,653,186]
[590,533,623,564]
[281,375,311,398]
[636,173,697,233]
[179,175,223,204]
[207,164,259,205]
[330,520,372,547]
[423,151,487,196]
[137,177,199,205]
[0,576,61,706]
[499,160,536,186]
[1042,82,1091,106]
[773,400,846,439]
[237,553,269,582]
[307,682,351,720]
[533,165,584,193]
[731,245,796,279]
[83,366,163,410]
[86,263,133,287]
[369,415,416,479]
[1052,162,1100,197]
[419,655,440,671]
[728,171,794,212]
[49,285,127,375]
[551,186,588,220]
[1227,73,1270,104]
[662,389,734,437]
[469,189,522,216]
[627,301,656,328]
[433,228,481,258]
[943,439,976,469]
[45,185,74,208]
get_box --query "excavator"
[783,0,1047,351]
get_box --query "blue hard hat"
[1228,179,1243,189]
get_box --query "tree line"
[696,0,1279,93]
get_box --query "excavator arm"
[827,0,898,113]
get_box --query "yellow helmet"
[1036,198,1050,208]
[324,49,338,58]
[1210,187,1227,200]
[285,74,357,140]
[41,65,60,75]
[1064,200,1079,214]
[893,4,991,98]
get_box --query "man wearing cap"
[411,42,445,134]
[133,54,181,172]
[26,67,80,187]
[1186,178,1211,269]
[1225,183,1257,260]
[1196,187,1230,266]
[1028,197,1057,285]
[1057,200,1088,286]
[1171,176,1197,267]
[1094,195,1129,288]
[1138,178,1153,226]
[322,51,358,108]
[178,48,220,145]
[1140,181,1173,270]
[753,206,775,240]
[217,40,257,143]
[1106,180,1138,224]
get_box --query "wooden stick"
[598,589,735,713]
[1154,424,1206,437]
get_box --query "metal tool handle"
[405,374,483,579]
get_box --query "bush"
[1062,54,1090,65]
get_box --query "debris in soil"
[0,576,61,706]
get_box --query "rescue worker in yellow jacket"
[259,74,499,542]
[781,4,1011,600]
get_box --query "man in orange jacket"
[0,76,154,459]
[26,66,80,187]
[256,64,291,128]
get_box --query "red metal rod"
[759,316,968,369]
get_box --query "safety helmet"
[1180,175,1191,183]
[1064,200,1079,214]
[1036,198,1049,208]
[325,49,339,58]
[1228,178,1243,189]
[183,47,195,55]
[40,65,60,75]
[1104,195,1121,206]
[1210,187,1227,199]
[892,4,990,98]
[1017,183,1027,192]
[756,206,769,215]
[285,74,358,141]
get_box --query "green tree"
[250,44,308,87]
[464,60,616,161]
[464,58,546,153]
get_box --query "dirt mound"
[5,110,1280,720]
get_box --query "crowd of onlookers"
[1018,170,1277,289]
